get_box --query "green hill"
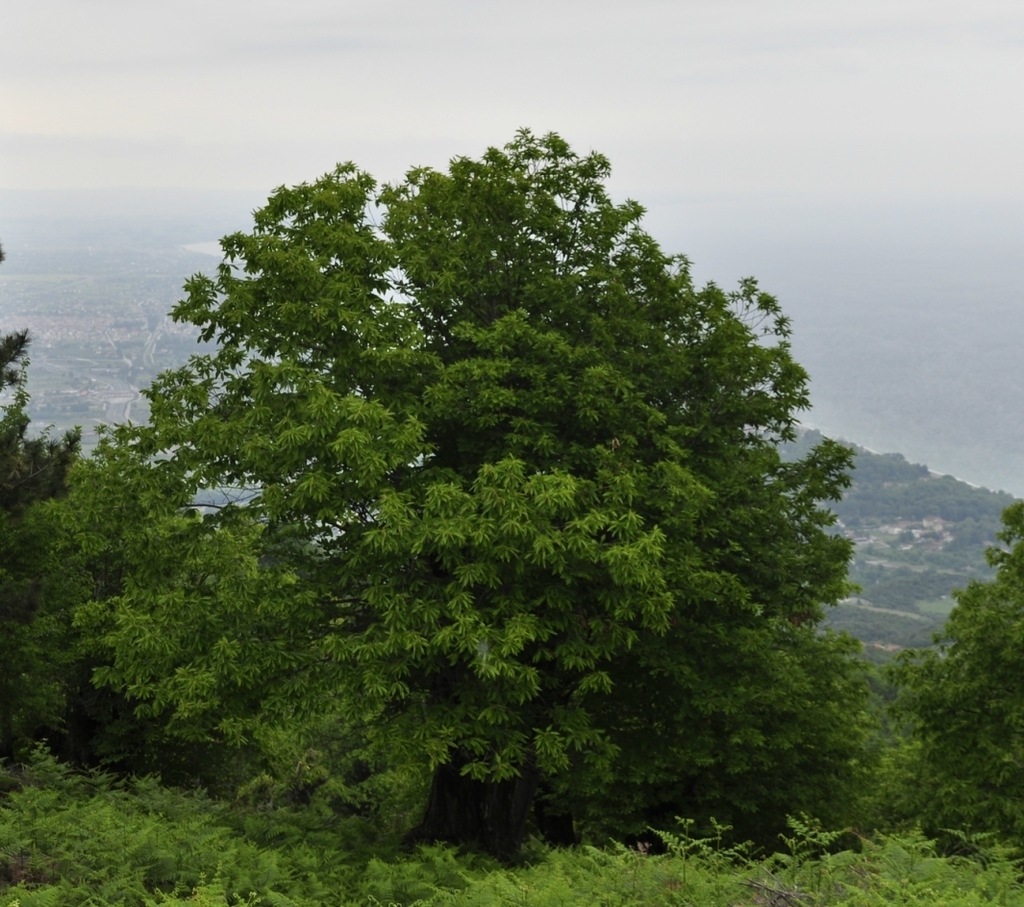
[790,429,1018,656]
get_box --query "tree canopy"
[0,315,82,753]
[75,131,865,857]
[893,500,1024,838]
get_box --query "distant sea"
[646,193,1024,498]
[3,189,1022,497]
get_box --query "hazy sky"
[4,0,1024,492]
[4,0,1023,203]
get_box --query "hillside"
[790,429,1018,657]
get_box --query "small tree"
[80,133,863,857]
[0,242,82,752]
[894,501,1024,839]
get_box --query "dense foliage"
[62,132,866,856]
[893,501,1024,839]
[3,753,1024,907]
[0,243,83,755]
[4,137,1024,899]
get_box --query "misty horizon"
[1,187,1021,497]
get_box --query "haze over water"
[651,194,1024,497]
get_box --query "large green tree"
[893,501,1024,840]
[78,132,863,857]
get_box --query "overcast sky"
[3,1,1024,491]
[4,0,1023,204]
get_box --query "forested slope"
[788,429,1018,655]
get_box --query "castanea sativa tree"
[893,501,1024,840]
[78,131,864,858]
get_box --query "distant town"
[0,227,218,446]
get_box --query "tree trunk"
[405,757,540,860]
[534,781,578,847]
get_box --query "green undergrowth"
[2,753,1023,906]
[0,749,381,906]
